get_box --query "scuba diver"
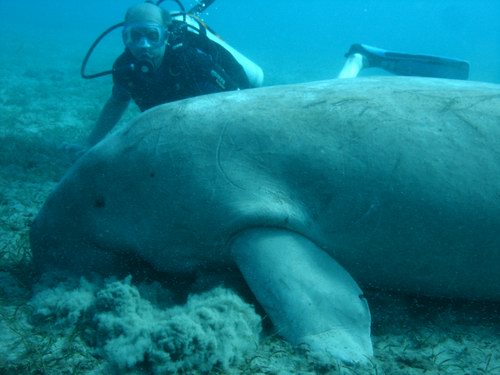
[84,1,263,148]
[78,0,467,151]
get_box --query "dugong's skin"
[31,77,500,361]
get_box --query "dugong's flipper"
[231,228,372,363]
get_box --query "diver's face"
[123,23,167,70]
[123,7,167,71]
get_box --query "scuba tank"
[171,13,263,88]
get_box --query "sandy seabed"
[0,34,499,375]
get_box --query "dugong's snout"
[30,207,123,276]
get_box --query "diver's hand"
[58,142,89,162]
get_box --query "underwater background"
[1,0,499,85]
[0,0,499,374]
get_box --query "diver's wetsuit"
[111,25,251,111]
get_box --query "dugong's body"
[31,77,500,363]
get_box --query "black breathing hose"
[80,22,124,79]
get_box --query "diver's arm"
[87,95,130,147]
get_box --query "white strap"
[337,53,366,79]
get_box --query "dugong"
[31,77,500,363]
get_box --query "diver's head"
[122,2,171,72]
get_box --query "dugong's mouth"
[84,240,164,278]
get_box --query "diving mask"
[122,22,168,50]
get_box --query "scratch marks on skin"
[396,89,500,112]
[453,93,500,111]
[453,112,481,133]
[330,98,366,108]
[302,98,366,110]
[302,99,327,109]
[357,106,370,117]
[352,196,382,227]
[439,97,462,113]
[152,121,162,159]
[348,195,384,244]
[332,98,374,119]
[440,94,500,136]
[215,122,246,190]
[175,102,189,124]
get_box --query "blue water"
[1,0,499,84]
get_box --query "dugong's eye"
[94,196,106,208]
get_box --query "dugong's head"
[30,148,158,276]
[32,96,250,279]
[31,126,216,277]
